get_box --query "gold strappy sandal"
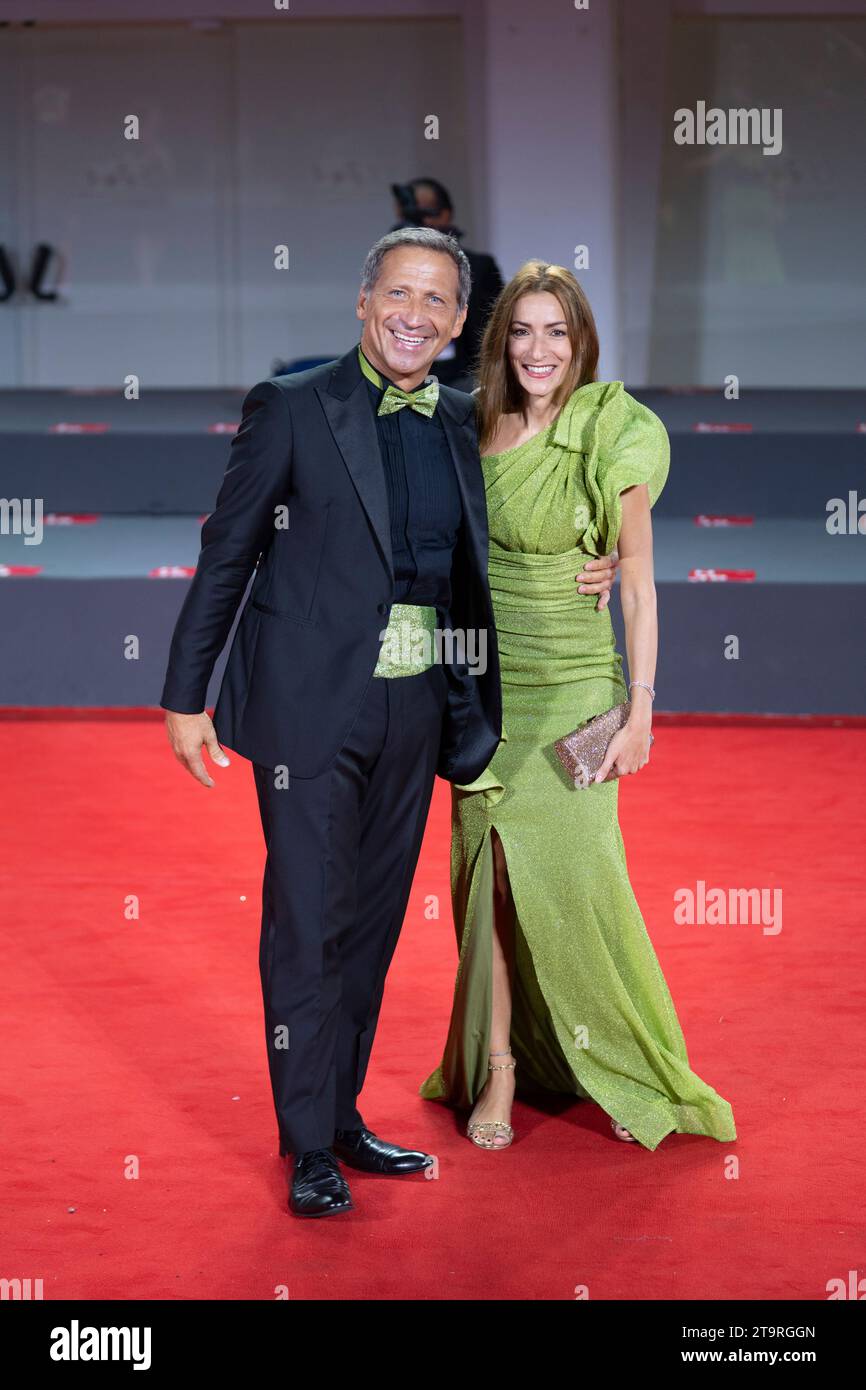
[466,1050,516,1150]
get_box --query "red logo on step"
[688,568,756,582]
[44,513,101,525]
[0,564,43,577]
[49,422,111,434]
[149,565,196,578]
[694,515,754,527]
[694,422,753,433]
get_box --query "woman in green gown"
[420,261,737,1151]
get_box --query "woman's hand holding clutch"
[593,714,653,783]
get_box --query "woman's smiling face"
[507,291,573,401]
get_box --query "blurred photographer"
[391,177,504,390]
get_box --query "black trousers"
[252,661,449,1155]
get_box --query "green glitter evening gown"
[420,381,737,1150]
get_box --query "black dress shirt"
[363,366,463,610]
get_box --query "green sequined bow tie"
[377,379,440,418]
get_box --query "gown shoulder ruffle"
[551,380,670,556]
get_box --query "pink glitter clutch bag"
[554,700,652,789]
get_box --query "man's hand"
[165,710,230,788]
[576,552,619,611]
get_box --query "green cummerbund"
[373,602,438,678]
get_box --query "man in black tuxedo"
[161,228,503,1217]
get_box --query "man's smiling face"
[356,246,467,391]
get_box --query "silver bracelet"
[629,680,656,700]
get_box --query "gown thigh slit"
[488,824,517,969]
[420,381,736,1150]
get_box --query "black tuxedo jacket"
[160,347,502,783]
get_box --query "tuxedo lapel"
[437,390,486,578]
[316,349,484,591]
[316,349,393,582]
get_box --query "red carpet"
[2,718,864,1300]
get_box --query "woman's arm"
[594,483,656,781]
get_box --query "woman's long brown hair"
[475,261,600,452]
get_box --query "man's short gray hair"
[360,227,472,312]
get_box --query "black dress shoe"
[333,1126,433,1175]
[289,1148,353,1217]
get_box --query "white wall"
[463,0,622,380]
[231,16,471,380]
[4,0,865,386]
[648,8,866,385]
[1,14,472,386]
